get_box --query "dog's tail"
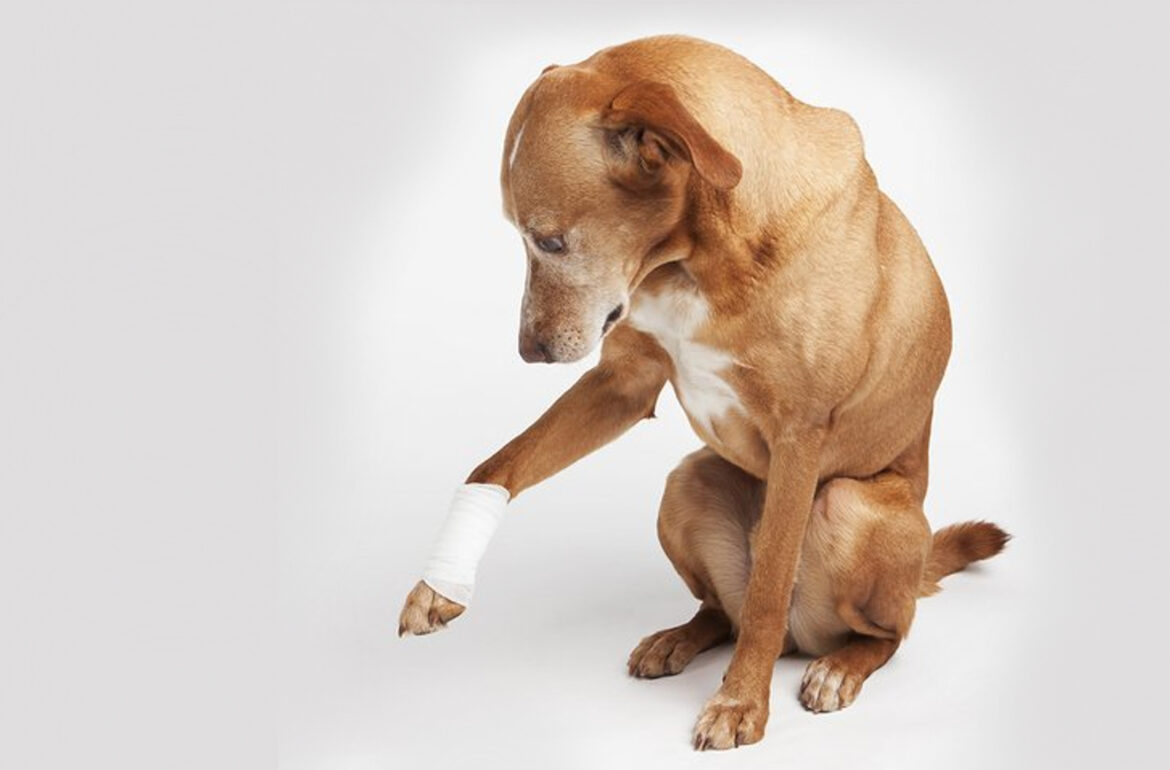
[919,521,1010,596]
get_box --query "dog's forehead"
[507,121,609,223]
[501,66,620,227]
[536,64,616,106]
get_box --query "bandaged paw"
[420,482,510,606]
[398,580,465,636]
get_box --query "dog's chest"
[628,289,743,434]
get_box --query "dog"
[398,35,1008,750]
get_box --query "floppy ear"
[601,80,742,190]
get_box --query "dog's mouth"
[600,303,625,337]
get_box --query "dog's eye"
[534,235,566,254]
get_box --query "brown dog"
[399,35,1007,750]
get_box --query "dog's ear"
[601,80,742,190]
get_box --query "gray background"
[1,2,1165,768]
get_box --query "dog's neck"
[673,106,872,312]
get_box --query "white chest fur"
[628,288,743,434]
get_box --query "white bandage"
[421,483,510,607]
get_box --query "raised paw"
[398,580,465,637]
[800,656,865,713]
[628,626,701,678]
[692,690,767,750]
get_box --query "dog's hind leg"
[628,448,771,679]
[795,472,1009,711]
[794,470,930,712]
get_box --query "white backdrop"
[2,2,1166,769]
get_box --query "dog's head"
[500,67,741,363]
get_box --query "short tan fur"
[399,36,1008,750]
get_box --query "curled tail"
[919,521,1010,596]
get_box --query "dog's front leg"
[399,329,669,636]
[692,430,823,750]
[463,347,667,496]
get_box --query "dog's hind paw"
[628,626,702,678]
[800,656,864,713]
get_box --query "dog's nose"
[519,337,552,363]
